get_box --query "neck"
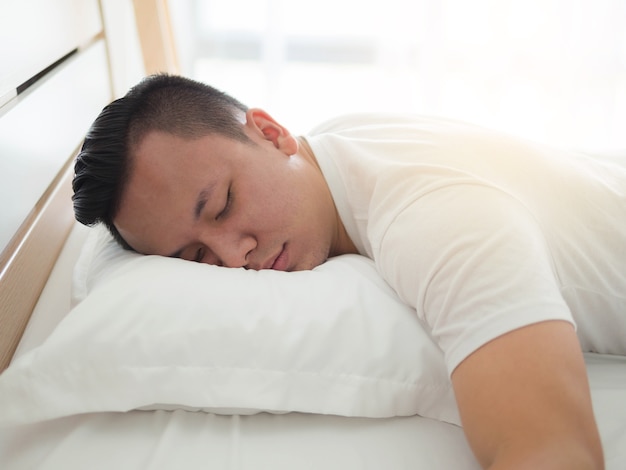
[332,225,359,257]
[296,136,320,169]
[297,136,359,257]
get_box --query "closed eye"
[216,186,232,220]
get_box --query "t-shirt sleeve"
[374,184,575,375]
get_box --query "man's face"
[113,109,350,271]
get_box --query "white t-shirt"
[306,113,626,374]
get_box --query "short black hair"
[72,74,249,248]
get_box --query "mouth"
[270,244,289,271]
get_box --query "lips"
[270,244,289,271]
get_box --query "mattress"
[0,409,481,469]
[0,360,624,469]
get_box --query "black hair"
[72,74,249,249]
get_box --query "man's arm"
[451,320,604,469]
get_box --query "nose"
[201,227,257,268]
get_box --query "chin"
[298,254,329,272]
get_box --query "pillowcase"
[0,225,458,426]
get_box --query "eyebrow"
[168,183,215,258]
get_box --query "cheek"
[246,165,329,236]
[254,183,301,227]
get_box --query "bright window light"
[170,0,626,152]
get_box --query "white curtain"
[170,0,626,152]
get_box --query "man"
[74,74,625,469]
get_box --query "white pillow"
[0,226,458,426]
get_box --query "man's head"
[72,74,250,249]
[72,74,356,270]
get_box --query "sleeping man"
[72,74,625,470]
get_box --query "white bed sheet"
[0,411,480,470]
[2,223,625,470]
[0,353,625,469]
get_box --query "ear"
[245,108,298,155]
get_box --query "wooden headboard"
[0,0,179,372]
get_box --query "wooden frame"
[0,163,75,370]
[0,0,180,372]
[133,0,180,75]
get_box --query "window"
[170,0,626,151]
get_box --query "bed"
[1,2,625,469]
